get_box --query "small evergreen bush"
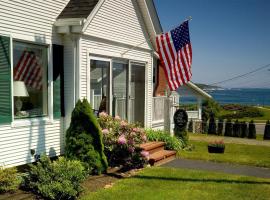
[217,118,224,135]
[65,99,108,174]
[145,129,184,151]
[24,155,85,200]
[0,167,21,193]
[233,120,241,137]
[224,119,233,137]
[263,120,270,140]
[188,120,193,133]
[240,121,248,138]
[174,123,188,147]
[208,114,217,135]
[248,120,256,139]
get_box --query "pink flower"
[118,135,127,145]
[120,120,128,127]
[132,128,139,132]
[128,138,135,145]
[115,115,121,121]
[99,112,108,118]
[142,135,147,142]
[102,129,109,135]
[128,147,135,153]
[140,151,150,160]
[130,132,136,137]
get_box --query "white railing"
[152,96,166,123]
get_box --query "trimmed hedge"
[248,120,256,139]
[224,119,233,137]
[217,118,224,135]
[264,120,270,140]
[208,114,217,135]
[240,121,248,138]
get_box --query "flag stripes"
[14,51,43,90]
[156,21,192,91]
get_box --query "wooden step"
[148,150,176,166]
[140,141,165,154]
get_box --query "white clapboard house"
[0,0,164,167]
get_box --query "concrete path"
[163,158,270,179]
[190,135,270,147]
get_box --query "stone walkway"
[190,135,270,147]
[163,158,270,179]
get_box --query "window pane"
[13,41,48,118]
[90,60,110,114]
[112,62,127,119]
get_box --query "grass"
[80,167,270,200]
[181,140,270,168]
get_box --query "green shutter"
[53,44,64,119]
[0,35,12,124]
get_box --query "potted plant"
[208,140,225,153]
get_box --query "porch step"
[140,142,176,166]
[149,150,176,166]
[140,141,165,154]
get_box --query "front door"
[128,62,145,126]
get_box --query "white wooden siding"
[0,0,69,167]
[0,0,69,44]
[84,0,151,50]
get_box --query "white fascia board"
[186,82,212,99]
[54,18,86,26]
[82,0,106,33]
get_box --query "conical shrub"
[248,120,256,139]
[188,120,193,133]
[208,114,216,135]
[233,120,241,137]
[263,120,270,140]
[240,121,248,138]
[224,119,233,137]
[217,118,224,136]
[65,99,108,174]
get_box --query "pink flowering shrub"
[98,114,148,169]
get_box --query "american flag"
[156,20,192,91]
[14,51,43,90]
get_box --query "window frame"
[10,39,53,127]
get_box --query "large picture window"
[13,41,48,119]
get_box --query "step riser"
[151,155,176,166]
[148,146,165,154]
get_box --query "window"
[90,59,110,114]
[13,41,48,119]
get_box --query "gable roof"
[58,0,99,19]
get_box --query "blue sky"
[154,0,270,88]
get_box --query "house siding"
[0,0,69,167]
[80,0,154,127]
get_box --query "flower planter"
[208,145,225,153]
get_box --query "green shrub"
[217,118,224,135]
[65,99,108,174]
[233,120,241,137]
[263,120,270,140]
[188,120,193,133]
[208,114,216,135]
[145,129,184,151]
[0,167,21,193]
[224,119,233,137]
[202,99,221,120]
[248,120,256,139]
[221,105,263,119]
[240,121,248,138]
[174,123,188,146]
[98,114,148,169]
[24,155,85,200]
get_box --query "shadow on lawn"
[134,175,270,185]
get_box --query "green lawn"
[81,167,270,200]
[181,140,270,168]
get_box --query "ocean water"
[181,88,270,106]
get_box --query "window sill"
[11,117,54,128]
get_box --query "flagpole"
[121,16,192,57]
